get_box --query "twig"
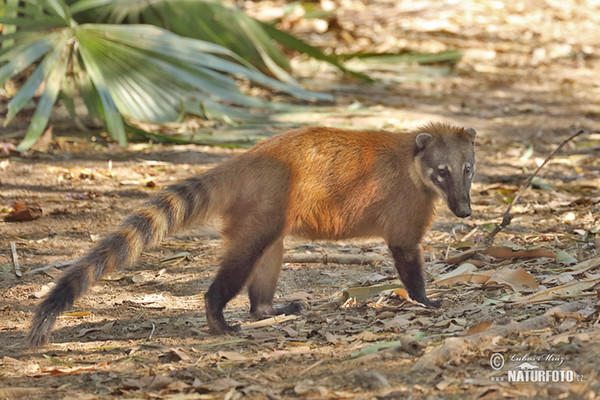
[484,129,589,245]
[300,359,325,376]
[10,242,22,278]
[284,253,385,265]
[242,314,298,329]
[26,258,79,275]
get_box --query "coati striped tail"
[27,176,212,347]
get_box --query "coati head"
[414,124,476,218]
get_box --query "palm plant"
[0,0,337,150]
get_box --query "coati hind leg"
[247,238,301,319]
[389,244,441,308]
[204,210,285,334]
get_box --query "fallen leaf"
[381,315,411,331]
[393,288,409,301]
[43,267,63,279]
[194,378,243,392]
[341,280,404,302]
[353,330,379,342]
[435,266,537,292]
[4,201,43,222]
[159,348,192,363]
[31,361,110,377]
[483,246,556,259]
[122,374,174,390]
[160,252,190,265]
[487,267,539,292]
[556,250,578,265]
[33,283,54,298]
[217,351,248,362]
[514,276,600,304]
[63,311,93,318]
[131,273,148,283]
[463,321,493,336]
[324,331,340,344]
[279,291,313,302]
[0,388,40,398]
[76,321,115,338]
[350,340,403,358]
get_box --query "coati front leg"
[389,245,441,308]
[247,238,301,319]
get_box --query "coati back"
[27,122,476,346]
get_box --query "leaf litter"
[1,0,600,399]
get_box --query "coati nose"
[454,205,472,218]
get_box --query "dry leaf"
[353,330,379,342]
[63,311,93,318]
[279,291,313,302]
[159,348,192,363]
[194,378,243,392]
[4,201,43,222]
[217,351,248,362]
[487,267,539,292]
[32,361,110,377]
[0,388,40,398]
[463,321,493,336]
[324,331,340,344]
[393,288,409,300]
[515,276,600,304]
[122,374,174,390]
[382,315,411,331]
[483,246,556,259]
[76,321,115,337]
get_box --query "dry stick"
[10,242,22,278]
[26,258,79,275]
[484,129,589,246]
[283,253,385,265]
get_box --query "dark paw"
[424,298,442,308]
[276,301,302,315]
[207,319,241,335]
[251,301,303,319]
[410,295,441,308]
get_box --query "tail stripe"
[90,231,132,281]
[124,211,156,247]
[169,177,208,221]
[148,194,178,231]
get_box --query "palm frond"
[0,0,333,150]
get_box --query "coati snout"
[415,126,476,218]
[28,122,476,346]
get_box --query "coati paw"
[276,301,302,315]
[251,301,303,319]
[207,320,241,334]
[420,298,441,308]
[409,294,441,308]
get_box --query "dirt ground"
[1,0,599,399]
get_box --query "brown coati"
[27,122,476,346]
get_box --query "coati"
[27,122,476,346]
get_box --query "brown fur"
[27,122,476,346]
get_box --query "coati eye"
[438,168,447,177]
[465,166,472,175]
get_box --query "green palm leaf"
[0,0,333,150]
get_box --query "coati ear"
[464,128,476,142]
[415,132,433,150]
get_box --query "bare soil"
[1,1,599,399]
